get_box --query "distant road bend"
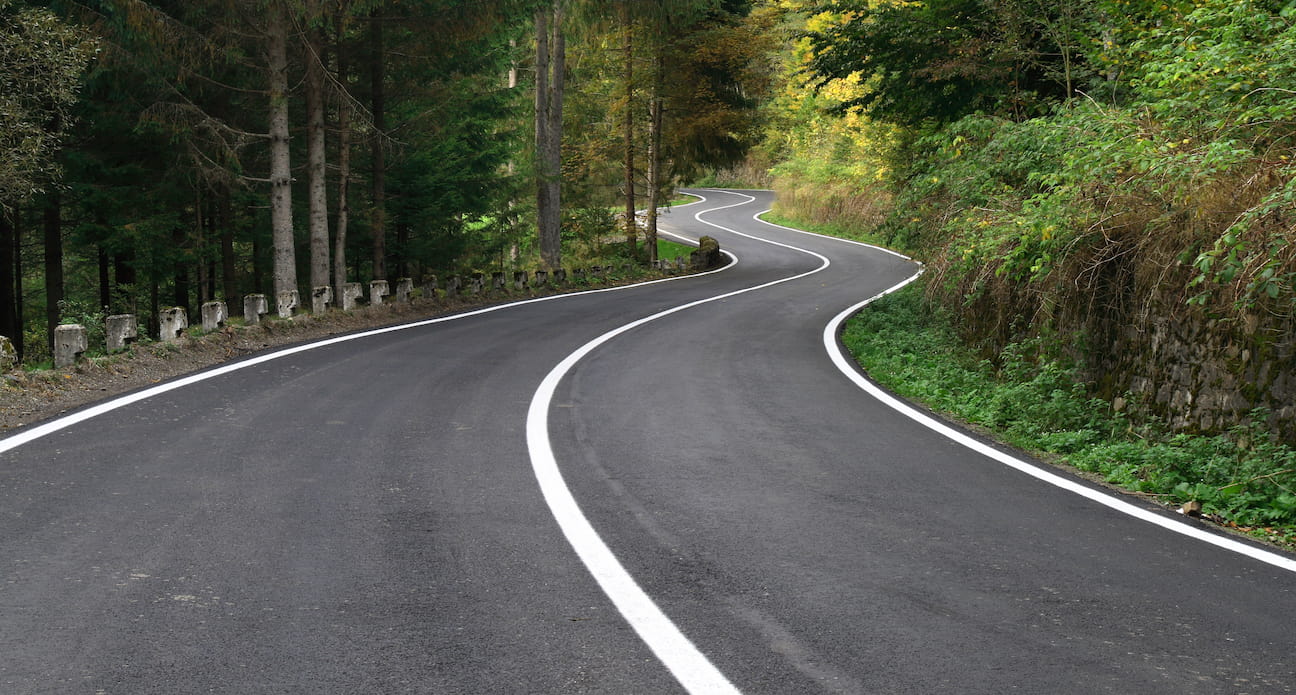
[2,189,1295,694]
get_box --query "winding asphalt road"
[2,189,1295,694]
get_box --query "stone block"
[513,271,528,290]
[552,268,566,284]
[370,280,390,306]
[491,271,506,291]
[690,236,722,270]
[422,275,439,298]
[159,307,188,342]
[341,282,363,310]
[470,273,483,294]
[54,324,88,368]
[312,286,332,314]
[105,314,138,353]
[243,294,268,325]
[201,301,227,333]
[394,278,413,303]
[0,335,16,370]
[533,270,548,287]
[276,290,299,319]
[445,275,460,298]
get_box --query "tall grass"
[769,175,891,243]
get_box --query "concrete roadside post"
[53,325,87,368]
[340,283,363,310]
[394,278,413,303]
[370,280,390,305]
[244,294,268,325]
[0,336,16,370]
[276,290,299,319]
[105,315,138,353]
[201,301,227,333]
[312,286,332,314]
[159,307,188,342]
[370,280,390,306]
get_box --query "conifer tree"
[535,0,565,270]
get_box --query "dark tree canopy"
[806,0,1097,126]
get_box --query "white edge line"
[0,200,739,456]
[821,270,1296,575]
[525,190,837,695]
[732,197,1296,573]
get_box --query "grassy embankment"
[765,209,1296,548]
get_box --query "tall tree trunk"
[113,249,135,314]
[306,11,330,293]
[98,245,110,310]
[645,52,664,265]
[267,3,297,299]
[507,40,520,264]
[252,232,266,296]
[335,82,352,293]
[621,0,637,256]
[0,210,20,360]
[196,187,209,303]
[369,9,387,281]
[220,187,236,301]
[148,277,159,340]
[172,226,189,313]
[44,195,63,356]
[535,1,564,270]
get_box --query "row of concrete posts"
[15,256,700,370]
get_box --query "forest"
[8,0,1296,436]
[8,0,1296,533]
[760,0,1296,434]
[1,0,773,364]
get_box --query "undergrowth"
[844,284,1296,547]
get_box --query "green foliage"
[0,0,97,208]
[805,0,1098,127]
[760,0,1296,541]
[845,285,1296,536]
[386,73,521,273]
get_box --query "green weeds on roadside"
[844,285,1296,547]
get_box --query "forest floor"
[0,283,633,435]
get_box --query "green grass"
[657,239,694,262]
[760,211,887,246]
[844,285,1296,547]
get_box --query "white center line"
[524,190,836,694]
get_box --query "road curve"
[2,189,1294,694]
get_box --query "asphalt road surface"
[2,189,1295,694]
